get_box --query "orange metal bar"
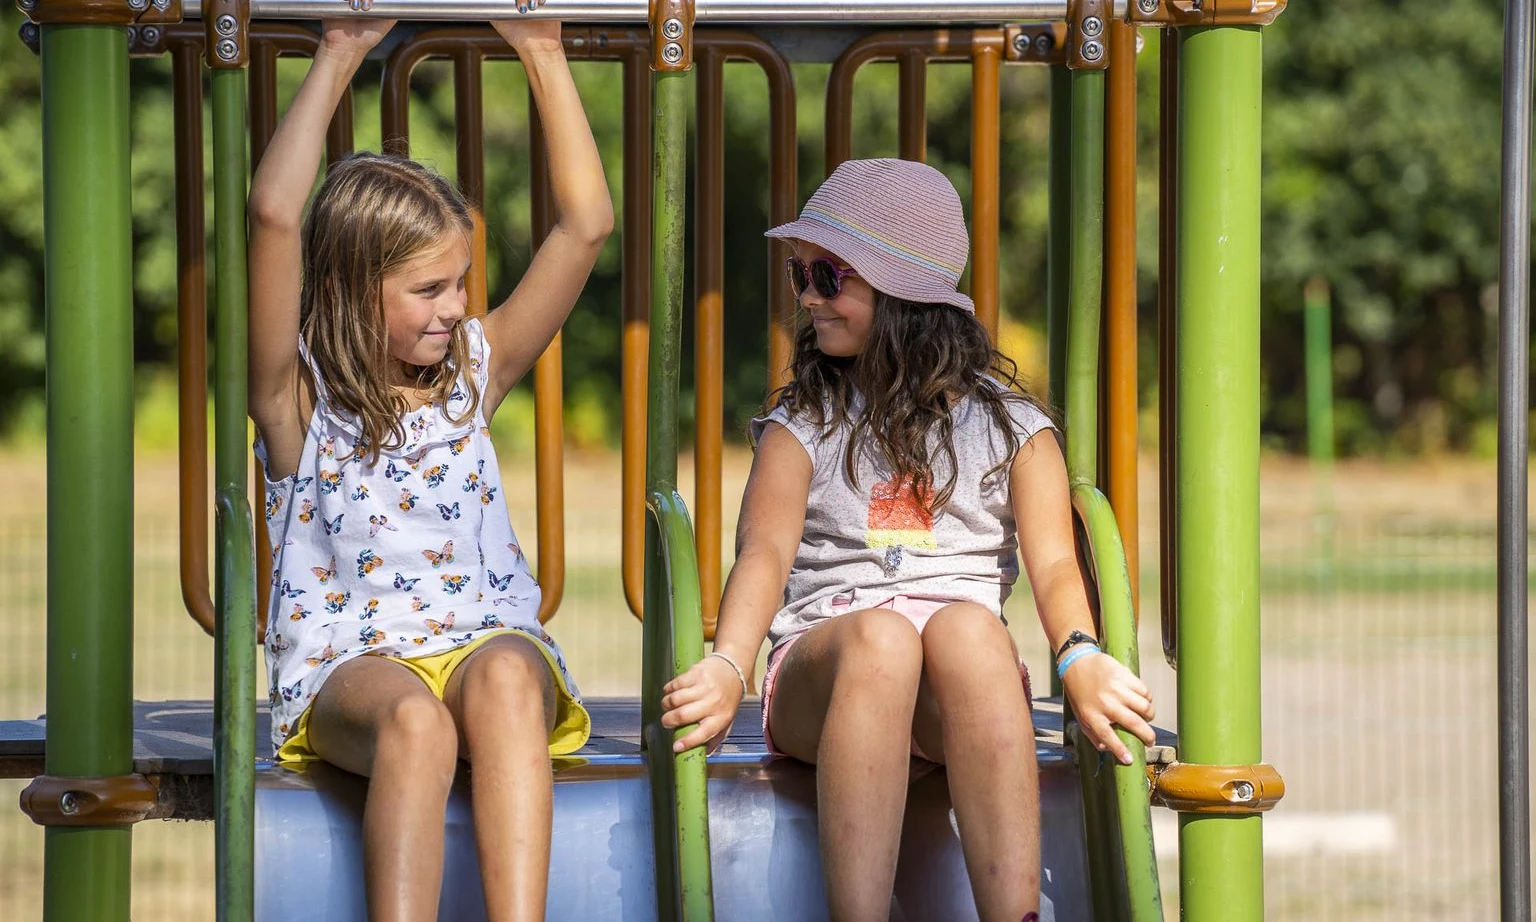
[969,34,1001,340]
[1105,18,1139,615]
[620,46,652,619]
[172,38,216,637]
[454,46,489,316]
[897,49,927,162]
[695,46,725,638]
[529,86,568,624]
[1158,27,1179,668]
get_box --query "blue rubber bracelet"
[1056,644,1102,679]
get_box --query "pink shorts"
[760,594,1032,763]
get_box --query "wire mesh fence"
[0,451,1516,920]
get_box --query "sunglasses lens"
[787,259,811,296]
[809,259,841,298]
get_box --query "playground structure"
[9,0,1529,919]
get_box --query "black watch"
[1054,630,1099,662]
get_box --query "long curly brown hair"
[300,152,479,465]
[771,292,1053,514]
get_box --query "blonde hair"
[300,152,479,465]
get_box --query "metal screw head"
[141,25,161,45]
[216,38,239,62]
[1033,33,1053,55]
[1081,16,1103,38]
[1137,0,1159,14]
[661,42,684,65]
[1081,40,1103,63]
[661,18,684,40]
[153,0,172,10]
[20,22,39,43]
[1011,32,1030,55]
[17,0,37,12]
[1231,781,1255,803]
[127,0,149,9]
[216,14,238,37]
[58,792,80,816]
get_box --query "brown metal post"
[529,86,568,624]
[173,38,216,637]
[897,48,927,162]
[969,34,1001,340]
[1105,18,1139,613]
[621,46,652,619]
[455,47,489,316]
[1158,26,1180,668]
[694,46,724,637]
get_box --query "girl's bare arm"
[481,20,615,418]
[660,424,811,752]
[247,19,394,475]
[1010,431,1156,765]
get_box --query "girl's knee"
[377,694,458,774]
[923,602,1009,655]
[461,640,551,700]
[835,608,923,683]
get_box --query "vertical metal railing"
[1157,26,1180,671]
[1103,18,1138,610]
[1496,0,1533,918]
[39,21,136,922]
[1174,25,1265,922]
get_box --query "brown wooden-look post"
[529,84,568,624]
[1105,18,1139,614]
[897,48,927,162]
[172,37,216,637]
[621,46,653,619]
[454,46,489,317]
[694,45,725,637]
[1157,26,1180,668]
[969,32,1002,340]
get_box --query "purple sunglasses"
[785,256,858,299]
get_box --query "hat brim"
[766,218,975,314]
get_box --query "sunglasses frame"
[785,256,859,300]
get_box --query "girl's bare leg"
[442,634,558,922]
[768,608,924,922]
[306,655,460,922]
[911,602,1040,922]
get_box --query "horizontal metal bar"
[182,0,1121,22]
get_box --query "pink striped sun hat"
[766,158,974,313]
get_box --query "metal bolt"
[1081,16,1103,38]
[1081,40,1103,63]
[20,22,39,44]
[216,14,238,37]
[216,38,239,62]
[1033,33,1053,55]
[141,25,161,45]
[1137,0,1159,14]
[571,35,586,48]
[661,42,684,65]
[59,792,80,816]
[127,0,149,9]
[1011,32,1030,55]
[661,18,684,40]
[17,0,36,11]
[153,0,172,9]
[1231,781,1255,803]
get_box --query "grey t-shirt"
[750,380,1056,651]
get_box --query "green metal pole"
[640,66,715,922]
[1065,68,1106,485]
[211,66,256,922]
[39,24,135,922]
[1046,64,1072,419]
[1175,26,1265,922]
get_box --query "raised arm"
[247,18,394,474]
[481,19,615,417]
[1010,431,1156,765]
[660,424,811,752]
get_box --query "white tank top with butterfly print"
[255,318,579,751]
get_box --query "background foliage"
[0,1,1514,455]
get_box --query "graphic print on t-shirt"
[866,474,937,575]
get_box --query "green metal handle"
[1072,482,1163,922]
[214,488,256,922]
[641,491,715,922]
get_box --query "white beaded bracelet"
[706,651,749,698]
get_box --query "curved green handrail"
[1073,482,1163,922]
[641,491,715,921]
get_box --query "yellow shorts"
[276,628,591,763]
